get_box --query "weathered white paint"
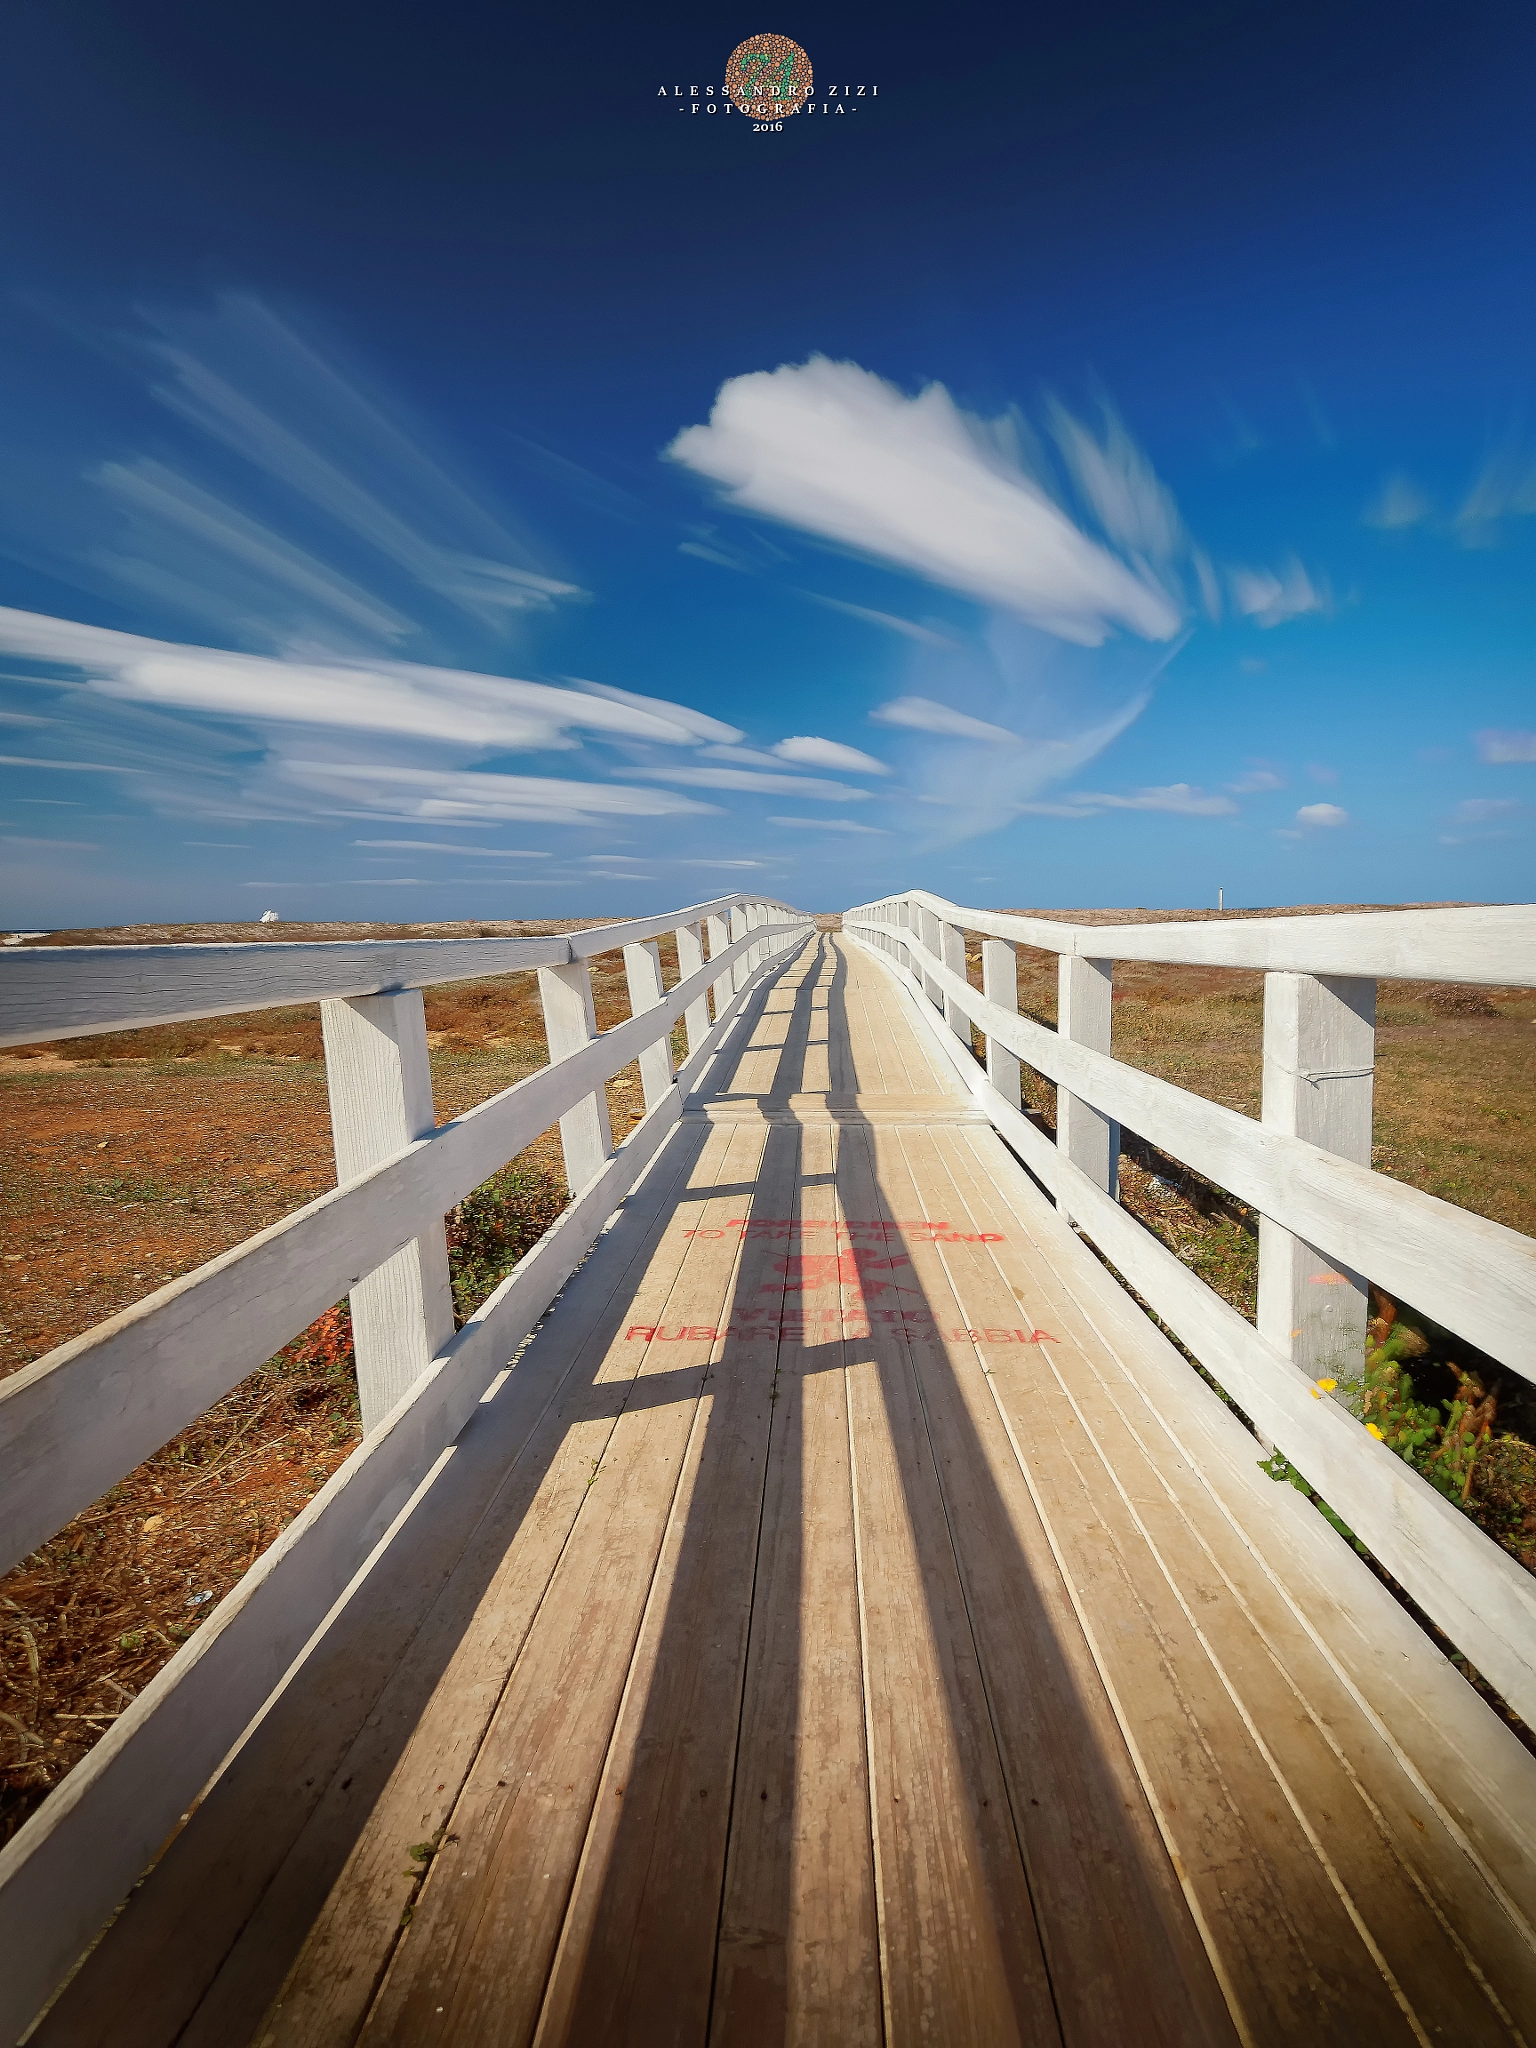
[854,930,1536,1733]
[845,891,1536,985]
[537,959,615,1195]
[1057,955,1118,1210]
[320,993,455,1435]
[0,891,801,1049]
[938,920,970,1045]
[980,938,1022,1113]
[729,904,750,992]
[844,922,1536,1374]
[0,914,811,1577]
[0,934,809,2043]
[622,939,674,1110]
[1257,973,1376,1395]
[674,922,710,1056]
[705,913,733,1020]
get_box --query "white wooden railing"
[0,893,812,2031]
[842,890,1536,1729]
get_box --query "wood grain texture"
[856,935,1536,1748]
[846,929,1536,1374]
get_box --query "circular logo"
[725,33,812,119]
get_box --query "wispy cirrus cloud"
[772,734,890,774]
[613,764,875,802]
[1362,473,1432,530]
[1228,559,1330,627]
[870,696,1021,746]
[1026,782,1238,819]
[769,816,891,834]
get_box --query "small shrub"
[445,1163,567,1327]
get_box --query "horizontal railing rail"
[0,895,815,2031]
[842,889,1536,1734]
[850,890,1536,984]
[0,893,803,1047]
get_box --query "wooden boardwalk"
[38,935,1536,2046]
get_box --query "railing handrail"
[0,905,812,1575]
[839,898,1536,1739]
[0,891,803,1048]
[845,890,1536,985]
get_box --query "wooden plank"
[0,933,571,1047]
[622,938,675,1109]
[865,1124,1240,2048]
[955,1126,1536,1961]
[1055,954,1117,1208]
[0,947,809,2043]
[863,935,1536,1750]
[353,1126,771,2044]
[531,1124,804,2043]
[932,1128,1536,2043]
[0,917,795,1579]
[236,1125,743,2048]
[1255,972,1375,1389]
[844,896,1536,985]
[321,989,455,1434]
[849,932,1536,1374]
[32,1120,714,2048]
[711,1122,882,2046]
[834,1124,1060,2046]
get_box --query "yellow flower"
[1366,1423,1385,1440]
[1316,1378,1337,1392]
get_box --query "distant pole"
[1218,887,1224,912]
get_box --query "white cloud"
[1226,767,1285,793]
[870,696,1022,746]
[1294,802,1349,829]
[281,763,721,825]
[1449,797,1521,824]
[1,835,100,849]
[668,357,1182,645]
[1307,762,1340,784]
[1228,559,1330,627]
[1362,473,1432,529]
[0,606,736,761]
[571,680,742,745]
[793,591,956,645]
[1046,398,1185,561]
[0,752,142,772]
[1065,783,1239,817]
[772,734,890,775]
[1476,728,1536,764]
[677,858,770,867]
[1192,549,1222,621]
[353,839,550,856]
[1458,448,1536,535]
[615,765,874,801]
[144,294,581,628]
[696,744,788,768]
[769,816,891,834]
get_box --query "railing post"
[915,904,945,1010]
[537,959,613,1195]
[938,920,970,1045]
[623,938,674,1109]
[675,921,711,1055]
[896,899,914,977]
[981,939,1022,1110]
[1057,955,1118,1211]
[1257,973,1376,1399]
[706,911,734,1017]
[729,904,751,990]
[320,990,454,1435]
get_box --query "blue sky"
[1,0,1533,925]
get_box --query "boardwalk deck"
[37,935,1536,2046]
